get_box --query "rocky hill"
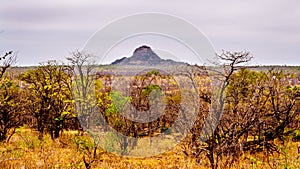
[111,45,186,66]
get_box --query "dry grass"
[0,127,299,169]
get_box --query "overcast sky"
[1,0,300,66]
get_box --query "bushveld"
[1,51,300,168]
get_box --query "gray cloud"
[0,0,300,65]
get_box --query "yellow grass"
[0,127,299,169]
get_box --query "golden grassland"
[0,127,299,169]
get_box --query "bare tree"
[67,51,101,167]
[0,51,16,79]
[212,51,253,117]
[183,51,254,169]
[67,50,98,131]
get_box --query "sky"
[0,0,300,66]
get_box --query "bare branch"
[0,51,17,79]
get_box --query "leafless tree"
[182,51,254,169]
[0,51,17,79]
[67,51,101,166]
[67,50,98,131]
